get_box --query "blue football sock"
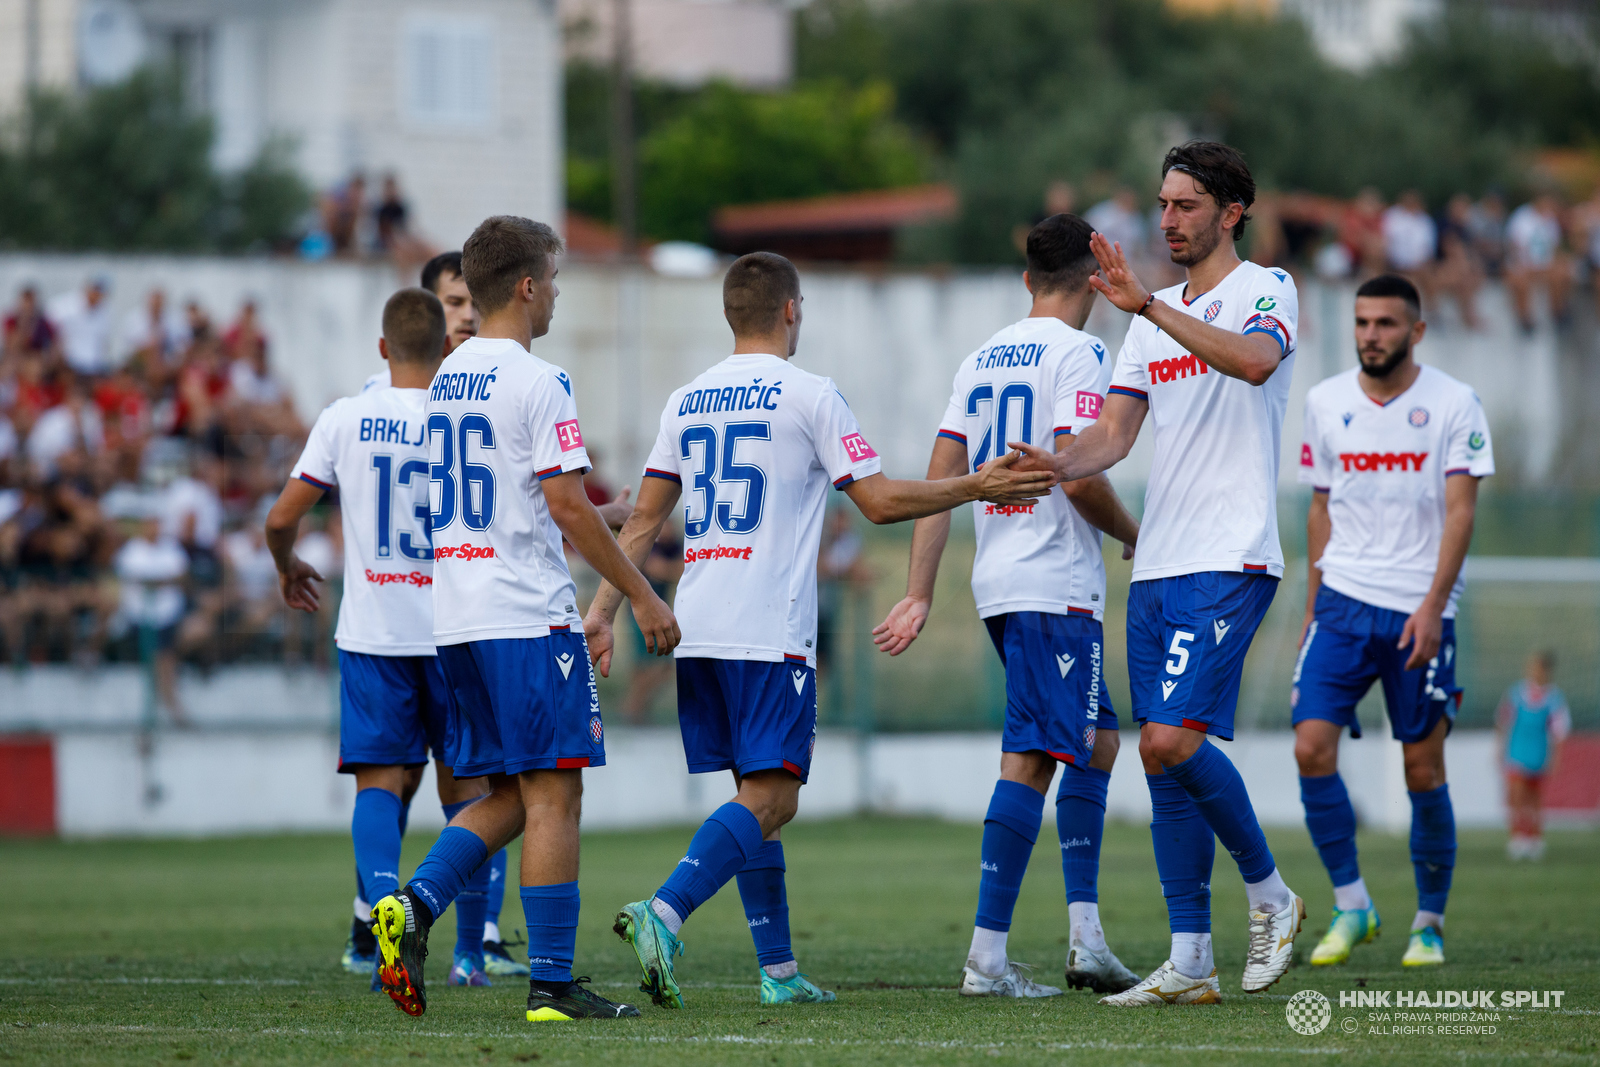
[352,788,404,905]
[521,882,580,984]
[735,840,793,967]
[975,779,1045,933]
[1056,765,1109,904]
[1148,773,1214,933]
[1301,773,1361,888]
[656,802,766,924]
[1165,741,1276,884]
[407,825,489,923]
[1409,784,1455,915]
[486,849,509,929]
[441,800,488,963]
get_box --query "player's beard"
[1168,219,1224,267]
[1357,338,1411,378]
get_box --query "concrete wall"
[0,255,1583,491]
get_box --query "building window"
[400,15,496,130]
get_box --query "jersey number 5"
[965,382,1034,470]
[680,422,770,538]
[428,412,497,532]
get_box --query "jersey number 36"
[429,412,496,531]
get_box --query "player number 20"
[965,382,1035,470]
[428,412,497,532]
[679,422,771,538]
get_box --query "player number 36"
[428,412,496,532]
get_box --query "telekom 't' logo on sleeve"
[1075,391,1103,420]
[556,419,584,451]
[841,432,878,462]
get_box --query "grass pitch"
[2,818,1596,1065]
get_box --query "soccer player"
[1009,142,1305,1004]
[583,252,1056,1009]
[267,288,499,988]
[363,252,481,393]
[370,216,678,1022]
[871,213,1142,998]
[1293,273,1494,968]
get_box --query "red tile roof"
[713,184,958,237]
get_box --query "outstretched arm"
[1056,431,1139,553]
[1088,233,1284,385]
[1399,473,1478,670]
[264,478,327,613]
[871,437,966,656]
[544,470,680,659]
[1010,391,1146,484]
[843,450,1055,526]
[584,476,683,676]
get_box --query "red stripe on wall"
[0,735,56,836]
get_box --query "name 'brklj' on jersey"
[425,336,592,645]
[938,317,1114,621]
[291,385,437,655]
[642,353,883,667]
[1109,261,1299,580]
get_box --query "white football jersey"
[290,386,436,656]
[1109,260,1298,581]
[937,317,1112,620]
[362,368,391,393]
[643,352,883,666]
[425,337,591,645]
[1299,364,1494,617]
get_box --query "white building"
[1279,0,1439,68]
[561,0,794,88]
[0,0,563,250]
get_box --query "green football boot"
[613,901,684,1008]
[760,970,836,1005]
[1310,904,1381,965]
[1402,925,1445,967]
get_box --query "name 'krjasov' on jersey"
[290,386,436,656]
[425,336,592,645]
[642,353,883,667]
[1300,364,1495,617]
[937,317,1113,620]
[1109,260,1299,581]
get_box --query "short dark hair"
[1355,273,1422,317]
[723,252,800,336]
[381,288,447,364]
[1026,214,1098,295]
[1162,141,1255,243]
[461,216,564,314]
[420,251,464,295]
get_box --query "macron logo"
[1213,619,1230,644]
[1161,679,1177,701]
[556,419,584,452]
[792,670,806,695]
[556,652,574,679]
[841,432,877,462]
[1056,653,1075,678]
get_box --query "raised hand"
[872,595,930,657]
[1087,232,1153,315]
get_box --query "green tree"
[0,69,308,252]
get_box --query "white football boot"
[959,959,1062,998]
[1097,960,1221,1006]
[1065,938,1141,994]
[1241,894,1306,993]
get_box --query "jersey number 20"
[428,412,496,532]
[680,422,769,538]
[965,382,1034,471]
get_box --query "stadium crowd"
[0,280,332,718]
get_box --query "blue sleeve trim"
[643,468,682,484]
[297,473,333,491]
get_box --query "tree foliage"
[0,69,309,253]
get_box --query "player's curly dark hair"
[1026,213,1097,295]
[1162,142,1255,243]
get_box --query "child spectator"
[1497,651,1571,862]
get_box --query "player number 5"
[1166,630,1195,675]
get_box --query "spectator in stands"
[322,173,368,256]
[222,514,282,645]
[50,278,118,378]
[3,287,57,359]
[27,376,103,480]
[121,289,190,380]
[227,333,303,438]
[1085,187,1149,263]
[1467,192,1508,276]
[174,331,230,447]
[1506,193,1572,333]
[14,474,111,664]
[375,173,410,251]
[1383,191,1437,278]
[1339,187,1388,277]
[113,510,191,724]
[1433,193,1484,330]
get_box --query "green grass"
[2,819,1596,1065]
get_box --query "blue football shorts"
[675,656,818,784]
[984,611,1117,766]
[337,649,454,771]
[436,628,606,777]
[1126,571,1279,741]
[1291,585,1460,743]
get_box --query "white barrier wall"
[47,726,1505,838]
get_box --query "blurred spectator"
[1506,193,1572,333]
[283,509,339,669]
[222,300,266,362]
[1383,191,1437,275]
[3,287,58,358]
[222,521,282,636]
[1467,192,1508,276]
[1339,188,1388,277]
[120,289,190,377]
[1085,188,1148,261]
[1497,651,1570,863]
[12,476,111,664]
[27,376,103,479]
[620,520,684,723]
[50,278,118,377]
[228,334,303,437]
[113,511,191,724]
[163,448,224,583]
[375,174,410,251]
[1013,180,1078,257]
[1434,194,1485,330]
[322,173,368,256]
